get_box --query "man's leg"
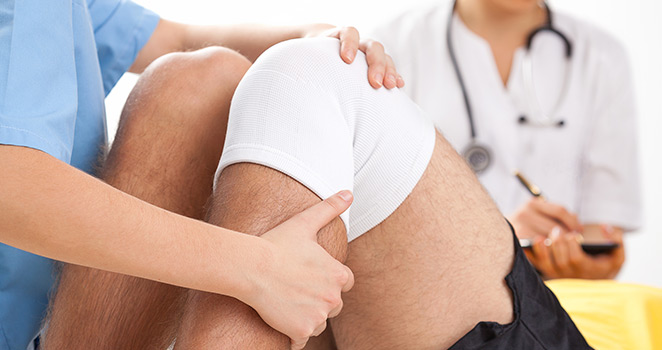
[175,38,587,350]
[172,37,512,349]
[176,137,513,350]
[330,134,514,349]
[44,47,251,349]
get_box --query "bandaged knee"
[218,38,435,241]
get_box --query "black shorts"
[450,224,593,350]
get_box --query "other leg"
[44,47,250,349]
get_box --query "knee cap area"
[250,38,359,85]
[145,46,252,89]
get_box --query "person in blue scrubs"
[0,0,402,349]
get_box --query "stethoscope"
[446,1,573,173]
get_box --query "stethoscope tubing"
[446,0,573,173]
[446,0,573,138]
[446,1,476,138]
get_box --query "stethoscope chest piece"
[463,142,492,173]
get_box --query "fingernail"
[344,50,355,62]
[574,233,585,244]
[550,226,561,240]
[338,190,353,202]
[544,238,552,247]
[600,224,615,239]
[375,73,383,86]
[386,74,396,85]
[396,75,405,86]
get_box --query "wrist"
[300,23,334,38]
[226,234,273,306]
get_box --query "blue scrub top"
[0,0,158,348]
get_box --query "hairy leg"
[175,164,347,349]
[172,136,516,350]
[44,47,251,349]
[176,137,514,350]
[331,134,514,350]
[175,38,514,349]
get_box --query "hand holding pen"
[509,170,623,279]
[510,170,584,239]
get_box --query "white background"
[106,0,662,286]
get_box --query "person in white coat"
[371,0,642,279]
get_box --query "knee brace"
[218,38,435,241]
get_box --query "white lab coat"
[371,1,642,229]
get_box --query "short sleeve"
[579,43,642,231]
[0,0,78,162]
[87,0,159,95]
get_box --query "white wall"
[106,0,662,286]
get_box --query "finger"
[602,224,624,245]
[565,233,587,271]
[532,236,558,278]
[290,337,308,350]
[312,321,328,337]
[359,40,386,89]
[601,224,614,239]
[396,74,405,88]
[605,227,625,269]
[591,255,617,279]
[595,253,623,279]
[518,208,560,237]
[523,248,538,266]
[337,26,359,63]
[528,214,562,237]
[531,199,583,232]
[329,298,344,318]
[290,191,353,237]
[549,229,573,276]
[342,265,355,292]
[383,55,398,89]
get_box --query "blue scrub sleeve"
[88,0,160,95]
[0,0,79,162]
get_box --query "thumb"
[293,191,353,237]
[291,337,308,350]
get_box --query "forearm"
[0,145,258,299]
[181,22,326,62]
[130,19,326,72]
[130,19,396,90]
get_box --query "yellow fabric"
[546,279,662,350]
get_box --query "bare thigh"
[332,134,515,350]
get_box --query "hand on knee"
[240,191,355,349]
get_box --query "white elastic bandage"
[218,38,435,241]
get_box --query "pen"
[513,170,585,246]
[513,170,543,198]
